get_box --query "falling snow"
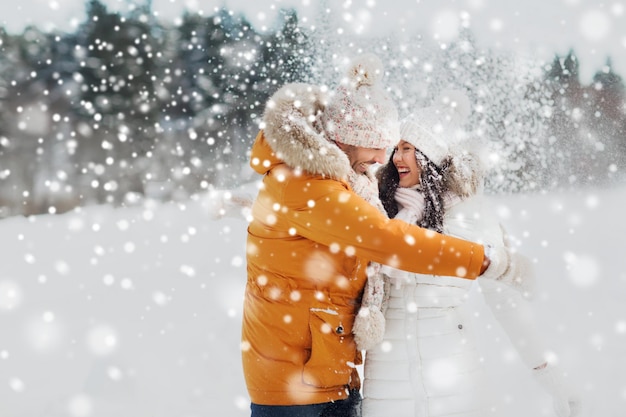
[0,0,625,416]
[0,183,624,416]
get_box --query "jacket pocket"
[302,307,356,388]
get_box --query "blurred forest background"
[0,0,624,218]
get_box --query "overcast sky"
[1,0,625,82]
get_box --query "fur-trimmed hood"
[444,148,485,199]
[257,83,351,180]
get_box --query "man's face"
[336,142,387,174]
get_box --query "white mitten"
[480,244,509,281]
[497,251,535,296]
[533,364,582,417]
[352,306,386,351]
[480,244,534,296]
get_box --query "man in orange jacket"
[242,54,502,417]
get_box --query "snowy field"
[1,183,625,417]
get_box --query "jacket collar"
[256,83,351,180]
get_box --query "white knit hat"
[400,90,471,166]
[321,54,400,149]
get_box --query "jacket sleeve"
[479,278,547,368]
[282,179,485,279]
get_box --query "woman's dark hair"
[376,150,401,218]
[377,149,448,233]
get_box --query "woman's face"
[392,140,421,188]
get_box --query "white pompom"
[353,306,386,351]
[346,53,384,88]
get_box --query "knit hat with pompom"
[320,54,400,149]
[400,89,471,167]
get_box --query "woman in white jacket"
[353,91,581,417]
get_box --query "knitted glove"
[533,364,582,417]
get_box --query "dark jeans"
[250,389,361,417]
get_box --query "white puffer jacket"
[362,192,542,417]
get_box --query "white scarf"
[393,187,425,225]
[380,187,426,286]
[382,188,462,286]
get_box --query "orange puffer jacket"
[242,83,485,406]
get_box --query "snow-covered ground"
[1,183,624,416]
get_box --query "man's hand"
[479,252,491,275]
[479,244,509,280]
